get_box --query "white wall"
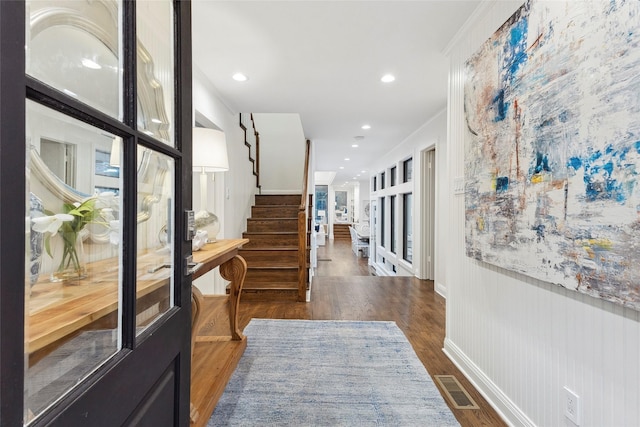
[443,2,640,426]
[192,67,258,293]
[252,113,306,194]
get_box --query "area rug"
[208,319,459,426]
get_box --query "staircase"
[333,223,351,240]
[238,194,308,301]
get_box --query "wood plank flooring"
[237,239,506,427]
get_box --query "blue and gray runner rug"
[209,319,459,426]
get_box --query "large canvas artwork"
[464,0,640,310]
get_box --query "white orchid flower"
[109,220,120,246]
[31,214,74,234]
[95,191,117,209]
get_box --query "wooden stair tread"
[247,265,298,269]
[242,283,299,289]
[254,203,300,208]
[248,218,297,220]
[249,218,297,221]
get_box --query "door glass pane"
[136,147,175,333]
[26,0,123,120]
[25,101,123,423]
[314,185,328,226]
[335,190,347,222]
[380,197,386,247]
[403,193,413,263]
[137,0,175,146]
[390,195,396,254]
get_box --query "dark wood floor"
[237,239,506,427]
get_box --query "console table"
[189,238,249,426]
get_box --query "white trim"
[442,0,496,56]
[435,282,447,298]
[443,339,536,427]
[373,264,392,277]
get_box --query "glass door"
[0,1,193,425]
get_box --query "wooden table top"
[27,239,248,354]
[192,239,249,280]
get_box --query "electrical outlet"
[564,386,580,425]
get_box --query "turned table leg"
[219,255,247,341]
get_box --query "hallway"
[237,239,505,426]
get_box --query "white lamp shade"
[193,128,229,172]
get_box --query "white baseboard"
[435,282,447,298]
[443,339,536,427]
[372,264,392,276]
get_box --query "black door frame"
[0,1,194,425]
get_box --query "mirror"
[26,0,173,234]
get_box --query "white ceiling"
[192,0,481,185]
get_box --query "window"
[380,172,386,189]
[390,166,397,186]
[390,195,396,253]
[403,158,413,183]
[315,185,328,224]
[372,176,377,191]
[380,197,385,247]
[403,193,413,263]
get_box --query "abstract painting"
[464,0,640,310]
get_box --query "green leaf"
[44,234,53,258]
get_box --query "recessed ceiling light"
[361,124,371,130]
[344,158,350,161]
[232,73,248,82]
[381,74,395,83]
[81,58,102,69]
[352,144,359,148]
[339,166,344,169]
[361,170,367,173]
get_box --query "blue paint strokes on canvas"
[532,224,545,242]
[570,145,632,203]
[559,111,569,122]
[496,176,509,192]
[503,15,529,85]
[534,152,551,174]
[493,89,507,121]
[568,157,582,170]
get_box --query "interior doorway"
[41,138,77,187]
[421,148,435,280]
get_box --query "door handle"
[187,262,202,275]
[185,255,203,276]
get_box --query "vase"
[29,193,45,286]
[50,231,87,283]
